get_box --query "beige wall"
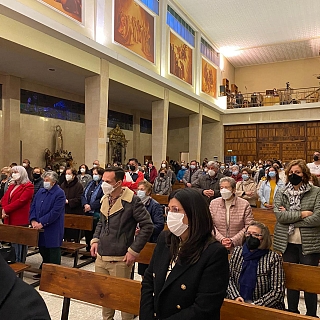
[235,57,320,93]
[201,121,224,162]
[221,55,235,86]
[167,117,189,161]
[20,114,85,168]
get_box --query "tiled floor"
[22,248,317,319]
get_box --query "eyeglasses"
[244,231,262,238]
[165,206,184,215]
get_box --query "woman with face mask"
[60,168,84,242]
[159,160,176,186]
[152,169,171,195]
[80,167,104,259]
[227,221,285,309]
[136,180,164,277]
[32,167,44,196]
[236,167,258,207]
[0,166,11,200]
[140,188,229,320]
[273,159,320,317]
[258,166,284,209]
[209,177,254,251]
[77,164,92,189]
[29,171,66,278]
[1,166,34,262]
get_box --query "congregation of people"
[1,151,320,319]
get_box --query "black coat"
[140,231,229,320]
[0,256,50,320]
[61,177,83,214]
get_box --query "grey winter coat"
[273,185,320,255]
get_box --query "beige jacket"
[235,179,258,206]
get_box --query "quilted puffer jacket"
[273,185,320,255]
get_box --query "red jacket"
[122,171,144,192]
[1,182,34,226]
[148,166,157,184]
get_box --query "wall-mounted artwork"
[114,0,155,63]
[39,0,82,22]
[201,58,217,98]
[169,31,193,85]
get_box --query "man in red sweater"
[122,158,144,193]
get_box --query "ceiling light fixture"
[219,46,241,58]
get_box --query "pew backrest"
[64,214,93,231]
[0,224,39,246]
[252,208,276,235]
[151,194,169,205]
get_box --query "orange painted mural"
[201,58,217,98]
[114,0,155,63]
[40,0,82,22]
[169,32,193,85]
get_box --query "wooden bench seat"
[151,194,169,205]
[40,263,313,320]
[0,224,40,279]
[252,208,276,235]
[62,214,93,268]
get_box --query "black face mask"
[1,174,7,181]
[314,155,319,162]
[160,173,165,178]
[33,173,41,180]
[129,165,136,172]
[288,173,303,186]
[246,235,260,250]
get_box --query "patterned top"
[227,246,285,309]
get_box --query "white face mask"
[22,163,27,167]
[101,181,118,195]
[43,181,52,190]
[80,168,86,173]
[161,164,166,168]
[93,164,98,168]
[208,169,216,177]
[220,188,233,200]
[137,190,147,200]
[11,173,20,181]
[65,174,73,182]
[167,211,188,237]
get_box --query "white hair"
[207,161,219,169]
[42,171,59,183]
[11,166,29,184]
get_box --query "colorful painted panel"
[114,0,155,63]
[201,58,217,98]
[39,0,82,22]
[169,31,193,85]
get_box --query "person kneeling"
[227,221,285,309]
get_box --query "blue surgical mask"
[137,190,147,199]
[93,174,100,181]
[43,181,52,190]
[181,166,186,170]
[268,171,276,178]
[242,174,249,180]
[220,166,225,170]
[232,171,239,176]
[190,165,196,170]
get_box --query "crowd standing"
[1,153,320,319]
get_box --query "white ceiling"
[175,0,320,67]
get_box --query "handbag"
[0,246,16,264]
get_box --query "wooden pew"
[0,224,39,278]
[134,242,156,265]
[61,214,93,268]
[172,182,185,191]
[40,263,312,320]
[151,194,169,205]
[252,208,276,235]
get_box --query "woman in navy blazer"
[29,171,66,271]
[140,188,229,320]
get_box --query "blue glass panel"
[108,110,133,131]
[140,0,159,15]
[140,118,152,134]
[20,90,85,123]
[167,11,195,47]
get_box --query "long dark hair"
[167,188,214,265]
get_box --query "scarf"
[239,243,269,302]
[283,182,310,235]
[141,195,150,205]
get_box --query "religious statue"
[55,125,63,153]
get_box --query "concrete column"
[201,121,224,162]
[85,59,109,168]
[132,110,141,160]
[2,75,21,166]
[152,89,169,169]
[188,104,203,161]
